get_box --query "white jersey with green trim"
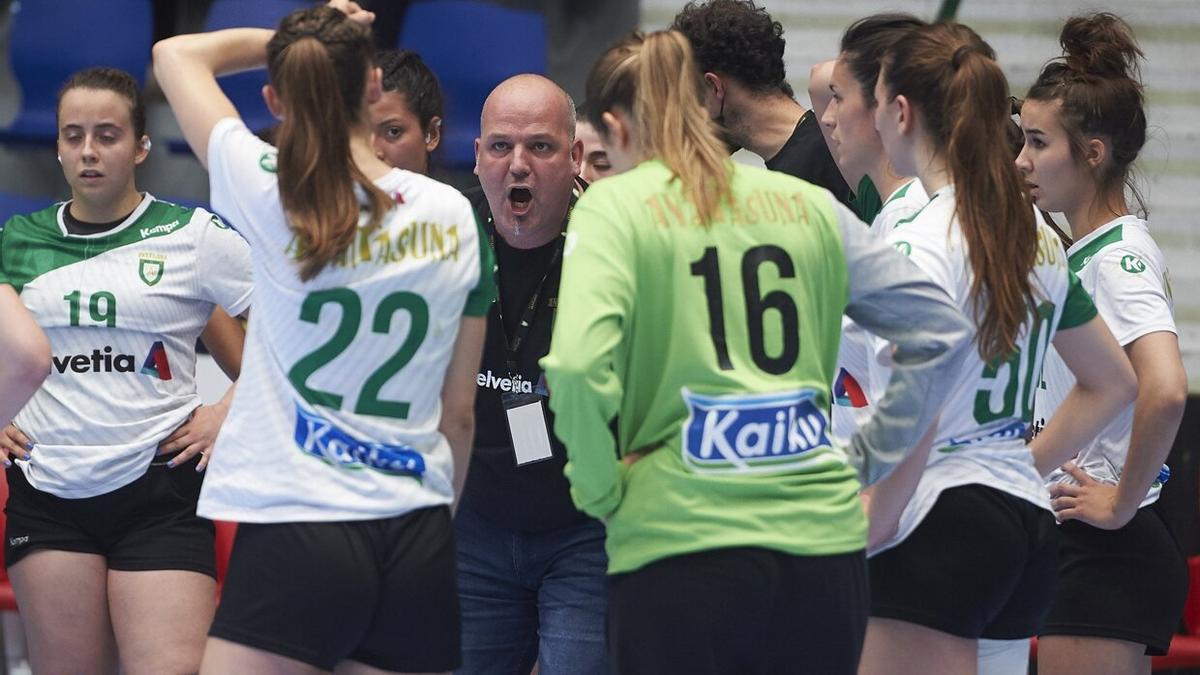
[831,179,929,447]
[871,184,1098,554]
[0,195,253,498]
[200,118,495,523]
[1034,215,1175,507]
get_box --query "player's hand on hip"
[158,402,230,471]
[0,424,33,467]
[1049,463,1134,530]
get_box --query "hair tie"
[952,45,974,70]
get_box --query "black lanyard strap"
[484,179,582,376]
[489,231,564,376]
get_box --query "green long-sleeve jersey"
[542,160,971,574]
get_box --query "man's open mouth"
[509,187,533,211]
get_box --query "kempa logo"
[8,536,28,547]
[139,220,181,239]
[1120,254,1146,274]
[138,252,166,286]
[476,370,534,393]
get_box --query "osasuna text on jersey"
[199,118,494,523]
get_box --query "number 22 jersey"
[200,118,495,522]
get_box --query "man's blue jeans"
[454,505,608,675]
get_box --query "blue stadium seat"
[166,0,309,153]
[0,191,55,226]
[0,0,153,145]
[399,1,547,170]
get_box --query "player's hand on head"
[0,424,32,467]
[1049,463,1133,530]
[157,402,231,471]
[327,0,375,25]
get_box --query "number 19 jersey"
[0,195,253,498]
[200,118,495,522]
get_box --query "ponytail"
[268,6,391,281]
[585,31,732,226]
[945,50,1037,362]
[883,23,1036,362]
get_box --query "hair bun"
[1060,13,1143,80]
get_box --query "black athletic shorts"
[1040,503,1188,655]
[4,455,215,577]
[870,484,1058,640]
[608,546,869,675]
[209,506,460,672]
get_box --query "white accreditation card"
[502,391,554,465]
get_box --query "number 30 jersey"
[872,185,1097,554]
[201,118,495,523]
[0,196,253,498]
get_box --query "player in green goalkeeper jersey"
[542,29,974,674]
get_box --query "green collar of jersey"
[0,197,198,292]
[1067,224,1123,273]
[892,191,940,229]
[881,180,914,208]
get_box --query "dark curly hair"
[376,49,444,133]
[672,0,792,97]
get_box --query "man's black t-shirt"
[459,186,587,533]
[765,109,855,210]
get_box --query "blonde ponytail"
[585,31,733,226]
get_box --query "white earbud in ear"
[425,133,432,144]
[141,138,152,151]
[57,155,62,163]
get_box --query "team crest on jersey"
[293,403,426,478]
[680,388,833,474]
[140,341,173,380]
[1120,254,1146,274]
[893,241,912,256]
[137,252,166,286]
[259,151,278,173]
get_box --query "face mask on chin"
[715,118,742,155]
[714,94,742,155]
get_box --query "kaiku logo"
[681,388,832,473]
[293,403,426,478]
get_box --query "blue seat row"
[1,0,547,170]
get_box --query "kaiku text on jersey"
[680,388,836,474]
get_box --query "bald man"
[455,75,607,675]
